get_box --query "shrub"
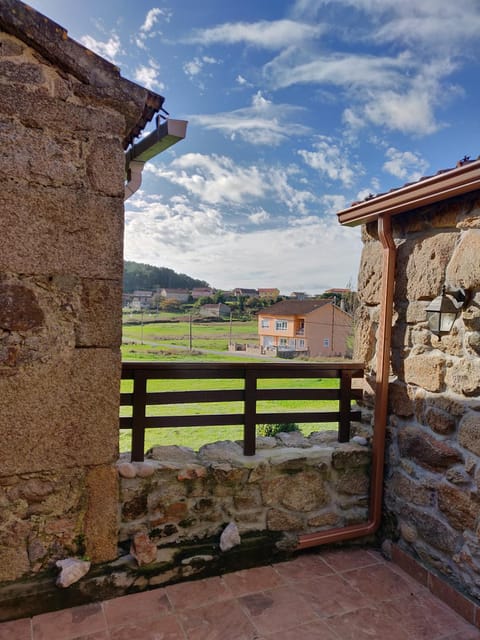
[258,422,300,437]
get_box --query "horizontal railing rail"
[120,361,364,461]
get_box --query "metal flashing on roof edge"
[337,157,480,227]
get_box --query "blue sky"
[29,0,480,294]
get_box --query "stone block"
[396,232,457,301]
[424,405,456,435]
[404,353,445,392]
[0,120,84,187]
[307,511,340,528]
[387,472,435,507]
[458,413,480,457]
[0,348,121,476]
[262,471,328,512]
[0,59,44,84]
[147,445,198,465]
[75,279,122,348]
[0,33,25,56]
[0,83,125,140]
[336,468,369,495]
[84,465,118,563]
[332,444,371,469]
[438,484,478,532]
[87,137,125,197]
[0,179,124,279]
[398,425,463,472]
[353,304,376,364]
[388,380,414,417]
[401,504,460,555]
[266,508,303,531]
[446,229,480,289]
[356,241,383,305]
[445,359,480,397]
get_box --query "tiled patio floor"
[2,548,480,640]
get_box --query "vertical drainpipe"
[297,213,396,549]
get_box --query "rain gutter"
[298,158,480,550]
[124,118,188,200]
[297,214,395,549]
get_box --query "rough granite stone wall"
[355,191,480,599]
[0,24,147,583]
[117,434,370,560]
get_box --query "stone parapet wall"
[117,434,370,556]
[355,191,480,599]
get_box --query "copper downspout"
[297,214,396,549]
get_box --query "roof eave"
[337,159,480,227]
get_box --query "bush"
[258,422,300,437]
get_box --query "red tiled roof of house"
[260,299,330,316]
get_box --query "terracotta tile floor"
[3,548,480,640]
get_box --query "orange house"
[257,300,353,358]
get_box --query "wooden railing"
[120,361,364,461]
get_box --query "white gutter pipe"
[124,118,188,201]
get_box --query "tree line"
[123,261,209,293]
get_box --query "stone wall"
[355,191,480,599]
[0,16,150,584]
[117,434,370,563]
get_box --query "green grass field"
[120,318,340,453]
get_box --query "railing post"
[243,369,257,455]
[338,369,352,443]
[131,370,147,462]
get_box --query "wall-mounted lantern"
[426,285,469,334]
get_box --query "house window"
[278,338,288,347]
[323,338,330,348]
[275,320,288,331]
[298,339,305,348]
[261,319,270,328]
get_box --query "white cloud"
[146,153,268,205]
[298,138,362,188]
[145,153,316,215]
[80,33,122,63]
[292,0,480,53]
[248,208,271,225]
[188,19,325,50]
[188,91,310,146]
[321,195,349,215]
[383,148,429,181]
[125,192,362,294]
[136,7,172,49]
[141,8,169,33]
[264,49,413,91]
[183,56,218,78]
[134,61,165,91]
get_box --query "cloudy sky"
[30,0,480,294]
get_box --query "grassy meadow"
[120,317,340,453]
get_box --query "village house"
[191,287,215,299]
[233,287,258,298]
[158,287,190,302]
[198,302,231,319]
[257,299,353,358]
[258,287,280,299]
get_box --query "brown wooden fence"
[120,361,364,461]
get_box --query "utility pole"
[141,309,144,345]
[229,312,233,347]
[189,313,193,351]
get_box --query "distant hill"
[123,261,209,293]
